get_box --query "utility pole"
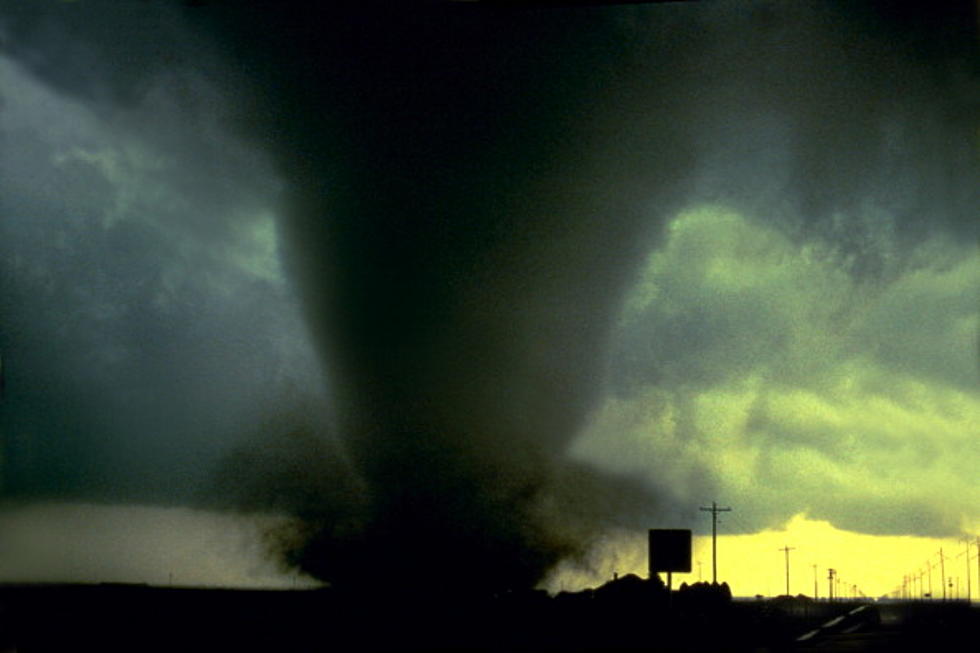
[940,548,946,601]
[778,545,796,596]
[812,564,818,600]
[926,559,933,599]
[965,539,972,602]
[827,568,836,602]
[699,501,731,584]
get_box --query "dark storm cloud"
[0,41,317,503]
[684,1,977,244]
[1,0,976,590]
[0,0,220,112]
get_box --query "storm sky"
[0,1,976,591]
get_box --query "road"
[792,601,976,652]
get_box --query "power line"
[699,501,731,584]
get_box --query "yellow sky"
[691,514,979,600]
[548,513,980,601]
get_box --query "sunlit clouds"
[575,206,978,540]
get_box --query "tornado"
[209,4,690,593]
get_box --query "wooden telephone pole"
[699,502,731,584]
[940,548,946,601]
[778,546,796,596]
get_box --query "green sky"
[574,205,978,539]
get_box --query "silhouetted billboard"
[648,529,692,575]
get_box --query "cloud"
[0,502,319,587]
[575,206,979,538]
[0,52,319,504]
